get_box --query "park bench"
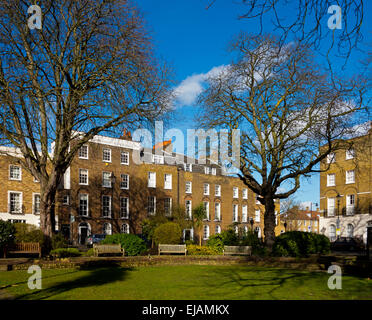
[5,242,41,258]
[93,244,125,257]
[158,244,187,256]
[223,246,252,256]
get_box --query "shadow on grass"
[14,265,132,300]
[192,267,325,299]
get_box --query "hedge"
[101,233,147,256]
[50,248,81,258]
[187,244,221,255]
[272,231,331,257]
[153,222,182,245]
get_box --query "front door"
[79,226,88,245]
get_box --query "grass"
[0,265,372,300]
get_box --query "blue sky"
[137,0,371,206]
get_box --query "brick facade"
[319,126,372,243]
[0,133,282,244]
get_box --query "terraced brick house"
[0,130,282,245]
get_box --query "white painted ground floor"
[319,213,372,243]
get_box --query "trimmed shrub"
[0,220,16,256]
[101,233,147,256]
[153,222,182,245]
[83,248,94,257]
[50,248,81,258]
[206,234,224,254]
[187,244,221,255]
[220,229,239,246]
[272,231,331,257]
[51,233,68,249]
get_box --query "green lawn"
[0,265,371,300]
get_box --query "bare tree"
[197,33,366,249]
[0,1,172,238]
[207,0,366,68]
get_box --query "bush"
[206,234,224,254]
[153,222,182,245]
[83,248,94,257]
[272,231,331,257]
[220,229,239,246]
[51,233,68,249]
[14,223,46,248]
[101,233,147,256]
[50,248,81,258]
[240,230,266,256]
[0,220,16,255]
[187,244,221,255]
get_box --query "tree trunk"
[263,195,276,251]
[40,183,58,239]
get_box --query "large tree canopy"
[0,0,172,238]
[197,33,366,248]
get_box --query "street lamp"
[336,193,341,239]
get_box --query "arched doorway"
[78,222,91,245]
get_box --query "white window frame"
[242,189,248,199]
[184,163,192,172]
[102,195,112,218]
[211,168,216,176]
[8,191,23,214]
[346,170,355,184]
[148,196,156,215]
[102,172,112,188]
[32,193,41,215]
[121,223,130,234]
[148,172,156,188]
[164,198,172,216]
[203,225,210,240]
[346,194,355,215]
[215,225,221,234]
[78,145,89,159]
[204,167,210,175]
[203,201,209,220]
[215,185,221,197]
[79,169,89,185]
[185,181,192,194]
[327,198,335,217]
[79,194,89,217]
[214,202,221,221]
[9,165,21,181]
[185,200,192,219]
[120,174,129,190]
[255,209,260,222]
[327,153,336,164]
[242,205,248,222]
[233,187,239,198]
[164,174,172,190]
[103,222,112,235]
[327,174,335,187]
[120,197,129,219]
[102,148,112,163]
[233,204,238,222]
[203,183,210,196]
[120,151,130,165]
[63,195,70,205]
[329,224,336,241]
[346,148,354,160]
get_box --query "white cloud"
[173,65,229,107]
